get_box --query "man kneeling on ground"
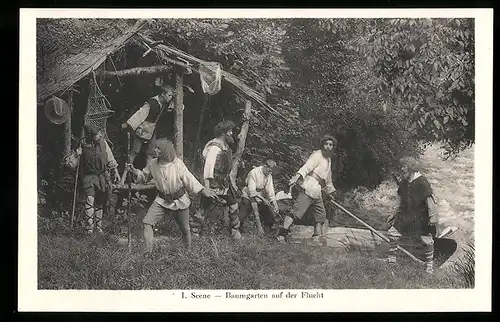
[385,156,439,274]
[238,159,280,236]
[126,138,217,251]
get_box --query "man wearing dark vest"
[76,123,120,234]
[191,120,242,240]
[121,84,175,166]
[385,156,439,274]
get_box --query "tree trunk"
[229,100,251,191]
[96,65,173,77]
[175,72,184,160]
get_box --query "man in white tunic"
[277,135,337,241]
[238,160,280,236]
[126,138,216,251]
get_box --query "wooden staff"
[329,198,425,265]
[126,132,133,253]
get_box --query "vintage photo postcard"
[19,8,492,312]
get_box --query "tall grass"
[451,241,475,288]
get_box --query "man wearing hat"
[277,135,338,243]
[384,156,440,274]
[126,138,217,251]
[76,123,121,234]
[121,84,175,166]
[191,120,242,240]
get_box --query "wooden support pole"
[63,90,73,158]
[96,65,173,77]
[229,99,252,191]
[175,72,184,160]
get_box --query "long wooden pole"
[175,72,184,160]
[329,198,425,265]
[126,132,133,254]
[229,99,252,191]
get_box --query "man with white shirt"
[385,156,439,274]
[238,160,280,236]
[191,120,242,240]
[277,135,337,242]
[126,138,216,251]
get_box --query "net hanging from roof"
[84,71,115,145]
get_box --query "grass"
[38,233,465,290]
[38,143,475,290]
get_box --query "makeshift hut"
[37,18,287,234]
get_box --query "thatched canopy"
[36,18,146,102]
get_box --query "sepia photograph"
[19,8,492,312]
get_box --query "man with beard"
[277,135,337,243]
[384,156,439,274]
[126,138,217,251]
[191,120,242,240]
[76,123,121,234]
[121,84,175,166]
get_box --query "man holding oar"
[126,138,217,252]
[385,156,440,274]
[277,135,338,243]
[238,159,280,237]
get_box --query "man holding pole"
[384,156,439,274]
[75,123,121,234]
[238,159,280,237]
[277,135,337,242]
[126,138,217,251]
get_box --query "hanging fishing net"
[199,62,222,95]
[84,71,115,144]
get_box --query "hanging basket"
[199,62,222,95]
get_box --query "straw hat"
[44,96,71,125]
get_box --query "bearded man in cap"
[191,120,242,240]
[121,84,175,166]
[277,135,338,243]
[126,138,217,251]
[384,156,440,274]
[76,123,121,234]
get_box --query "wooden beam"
[96,65,173,77]
[229,99,252,191]
[174,72,184,160]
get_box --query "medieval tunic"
[239,166,278,230]
[135,157,204,225]
[387,172,437,267]
[393,172,437,236]
[290,150,336,224]
[80,137,118,206]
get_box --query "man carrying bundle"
[238,159,280,237]
[385,156,439,274]
[277,135,338,242]
[126,138,217,252]
[191,120,242,240]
